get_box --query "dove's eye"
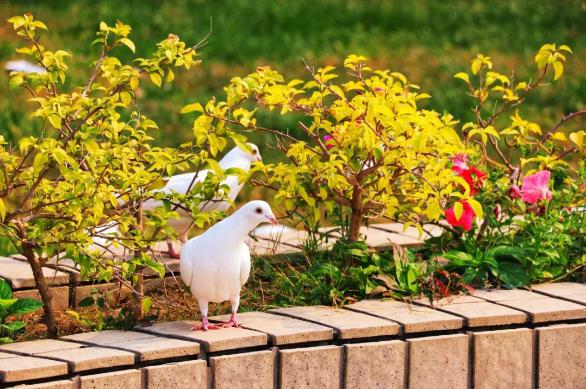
[255,207,262,214]
[252,149,257,154]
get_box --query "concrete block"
[10,379,75,388]
[347,299,463,333]
[472,328,533,389]
[138,320,267,352]
[279,345,342,389]
[0,257,69,289]
[0,339,82,355]
[415,295,527,327]
[0,355,68,383]
[210,311,332,345]
[538,323,586,389]
[143,360,207,389]
[37,346,135,373]
[13,286,69,312]
[408,334,468,389]
[64,329,199,362]
[532,282,586,305]
[270,305,400,339]
[78,369,142,389]
[210,349,275,389]
[344,340,405,388]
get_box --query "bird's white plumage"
[180,200,277,326]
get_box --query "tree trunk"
[23,245,58,338]
[348,186,364,242]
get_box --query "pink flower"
[519,170,553,204]
[452,154,469,174]
[323,135,334,150]
[445,200,477,231]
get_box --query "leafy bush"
[0,278,43,344]
[0,14,244,336]
[192,55,464,241]
[433,44,586,287]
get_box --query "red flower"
[445,200,477,231]
[460,166,486,196]
[451,154,486,196]
[509,185,522,199]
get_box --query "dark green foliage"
[0,278,43,343]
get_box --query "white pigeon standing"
[94,144,261,257]
[180,200,277,330]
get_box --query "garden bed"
[0,283,585,388]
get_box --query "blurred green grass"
[0,0,584,152]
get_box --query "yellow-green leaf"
[553,61,563,81]
[454,72,470,83]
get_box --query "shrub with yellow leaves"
[188,55,466,241]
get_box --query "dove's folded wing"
[239,243,251,286]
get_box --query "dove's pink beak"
[266,215,278,225]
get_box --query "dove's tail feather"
[179,245,193,288]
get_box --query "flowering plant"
[433,44,586,287]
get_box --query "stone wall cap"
[345,299,463,333]
[138,320,267,352]
[270,305,400,339]
[210,311,333,345]
[0,257,69,289]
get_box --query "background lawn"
[0,0,584,148]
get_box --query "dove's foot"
[166,241,180,259]
[220,319,240,328]
[192,317,220,331]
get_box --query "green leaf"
[180,103,204,114]
[150,72,162,87]
[141,297,152,315]
[497,261,531,287]
[9,298,43,315]
[0,198,5,222]
[0,321,25,333]
[553,61,563,81]
[0,279,12,299]
[0,337,12,345]
[118,38,135,53]
[454,72,470,83]
[78,297,95,308]
[0,298,17,310]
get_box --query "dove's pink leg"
[166,240,180,259]
[192,300,220,331]
[220,297,241,328]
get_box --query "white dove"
[94,144,261,257]
[180,200,277,330]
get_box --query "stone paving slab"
[344,340,406,389]
[9,379,76,388]
[210,311,333,345]
[414,295,527,327]
[370,222,444,240]
[270,305,400,339]
[246,237,304,257]
[537,323,586,388]
[531,282,586,305]
[473,289,586,323]
[137,320,267,352]
[472,328,533,389]
[0,339,82,355]
[345,299,463,333]
[325,226,422,249]
[210,349,276,389]
[13,286,69,312]
[279,345,342,389]
[143,360,208,389]
[77,369,142,389]
[0,257,69,289]
[408,334,469,389]
[63,330,200,362]
[36,346,135,373]
[0,354,68,383]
